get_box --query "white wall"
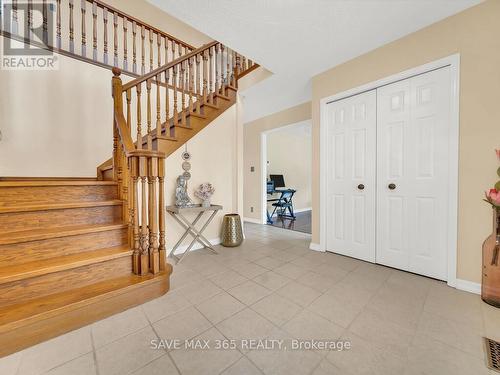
[266,121,312,212]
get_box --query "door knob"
[388,183,396,190]
[357,184,365,190]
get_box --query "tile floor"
[2,222,500,375]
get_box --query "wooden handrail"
[122,41,218,91]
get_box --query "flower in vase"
[485,189,500,207]
[194,183,215,201]
[496,149,500,161]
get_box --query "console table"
[166,204,222,264]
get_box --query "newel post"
[111,67,123,182]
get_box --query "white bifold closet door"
[326,66,452,281]
[376,67,451,280]
[326,90,376,262]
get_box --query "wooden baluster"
[164,37,169,65]
[148,157,159,274]
[68,0,74,52]
[202,50,208,103]
[11,0,18,35]
[242,56,247,71]
[188,57,194,113]
[141,25,145,74]
[27,0,33,40]
[123,17,128,71]
[103,7,108,64]
[157,34,161,68]
[178,42,182,58]
[164,68,170,124]
[126,89,131,129]
[139,157,149,275]
[136,83,142,149]
[113,12,118,67]
[158,157,166,271]
[132,21,137,73]
[42,0,48,44]
[156,75,161,138]
[220,44,225,94]
[231,50,236,86]
[55,0,61,47]
[131,157,140,274]
[92,2,97,60]
[236,53,241,78]
[208,46,214,104]
[195,54,201,113]
[215,44,220,98]
[226,47,231,87]
[171,42,176,63]
[180,61,186,126]
[173,65,178,125]
[146,79,152,149]
[80,0,86,56]
[149,29,153,72]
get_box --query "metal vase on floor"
[221,214,244,247]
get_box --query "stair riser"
[0,185,118,207]
[0,206,122,233]
[0,228,128,268]
[0,256,132,308]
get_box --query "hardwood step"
[0,225,128,268]
[0,269,171,357]
[0,199,123,214]
[0,204,122,233]
[0,246,132,284]
[0,180,118,187]
[0,223,128,245]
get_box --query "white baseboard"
[309,242,324,252]
[455,279,481,295]
[169,237,221,256]
[243,217,262,225]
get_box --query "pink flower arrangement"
[194,183,215,201]
[484,149,500,208]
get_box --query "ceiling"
[148,0,481,123]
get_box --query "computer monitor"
[269,174,285,188]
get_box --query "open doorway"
[261,121,312,234]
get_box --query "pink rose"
[496,149,500,161]
[486,188,500,206]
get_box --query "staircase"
[0,3,258,358]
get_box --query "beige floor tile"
[251,294,302,327]
[247,346,322,375]
[95,326,163,375]
[230,262,268,279]
[17,327,93,375]
[228,280,272,305]
[312,359,341,375]
[253,256,287,270]
[130,354,179,375]
[216,309,277,350]
[313,263,351,280]
[349,309,415,358]
[482,301,500,342]
[92,306,150,348]
[141,290,192,323]
[152,306,212,341]
[276,281,322,307]
[221,356,262,375]
[196,292,246,324]
[327,332,406,375]
[208,269,248,290]
[324,283,374,307]
[0,352,21,375]
[169,328,241,375]
[416,311,484,358]
[274,263,309,280]
[270,249,303,262]
[308,292,365,328]
[282,310,344,343]
[296,271,343,293]
[406,334,490,375]
[175,279,223,305]
[366,292,423,329]
[169,268,206,291]
[253,271,292,291]
[43,353,96,375]
[336,271,387,293]
[322,253,364,272]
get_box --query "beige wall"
[266,122,312,212]
[243,101,311,221]
[311,0,500,284]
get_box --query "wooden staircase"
[0,179,171,357]
[0,5,258,358]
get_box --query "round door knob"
[357,184,365,190]
[388,183,396,190]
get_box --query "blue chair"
[270,189,296,221]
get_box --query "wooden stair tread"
[0,246,132,284]
[0,180,118,187]
[0,223,128,245]
[0,271,169,332]
[0,200,123,214]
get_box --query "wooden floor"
[268,210,311,234]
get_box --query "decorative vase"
[202,199,211,208]
[221,214,244,247]
[482,207,500,307]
